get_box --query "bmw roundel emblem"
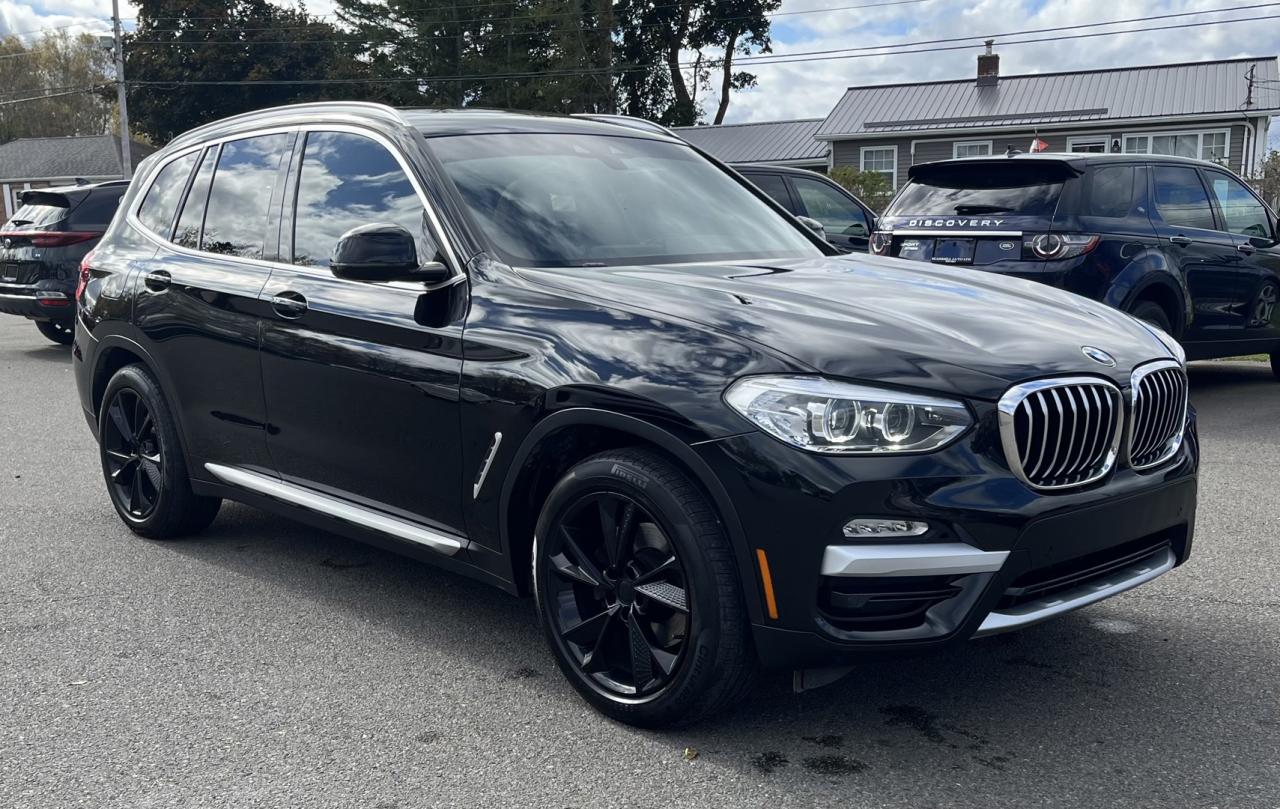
[1081,346,1116,366]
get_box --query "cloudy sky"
[2,0,1277,144]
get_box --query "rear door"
[132,132,295,474]
[786,173,873,252]
[1200,169,1280,344]
[259,128,467,535]
[1148,164,1250,343]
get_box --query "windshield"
[429,133,822,267]
[3,203,67,230]
[886,163,1069,218]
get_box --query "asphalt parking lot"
[1,315,1277,809]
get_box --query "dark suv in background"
[734,164,876,253]
[0,181,128,344]
[873,154,1280,377]
[74,105,1196,727]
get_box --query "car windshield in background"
[429,133,823,268]
[887,163,1070,218]
[3,203,67,230]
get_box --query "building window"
[952,140,992,158]
[1068,136,1108,153]
[1122,130,1230,165]
[860,146,897,188]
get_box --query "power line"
[2,20,113,39]
[0,87,103,107]
[123,10,1280,87]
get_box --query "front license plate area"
[932,238,975,265]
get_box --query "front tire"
[99,364,221,539]
[533,448,754,727]
[35,319,73,345]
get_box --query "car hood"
[522,255,1174,401]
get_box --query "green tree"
[1249,149,1280,208]
[830,165,893,213]
[0,33,113,142]
[126,0,389,143]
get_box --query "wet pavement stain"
[802,755,867,776]
[752,751,789,774]
[801,734,844,748]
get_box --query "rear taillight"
[869,231,892,256]
[0,230,101,247]
[36,291,70,307]
[76,250,95,302]
[1024,233,1099,261]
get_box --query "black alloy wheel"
[35,319,74,345]
[102,388,164,520]
[98,364,222,539]
[543,491,690,699]
[534,448,755,727]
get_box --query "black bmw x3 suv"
[873,153,1280,377]
[75,104,1197,727]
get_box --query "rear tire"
[99,364,221,539]
[532,448,755,727]
[35,319,73,345]
[1130,300,1173,335]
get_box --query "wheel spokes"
[626,612,656,689]
[634,581,689,614]
[106,397,132,443]
[553,526,603,587]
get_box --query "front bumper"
[695,404,1198,669]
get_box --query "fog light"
[842,518,929,538]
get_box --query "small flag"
[1029,135,1049,153]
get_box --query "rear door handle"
[1169,236,1193,247]
[143,270,171,291]
[270,291,308,319]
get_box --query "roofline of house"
[672,118,824,131]
[814,110,1280,142]
[837,55,1279,93]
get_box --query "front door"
[787,173,873,253]
[132,133,295,474]
[1149,164,1251,343]
[259,129,467,535]
[1202,169,1280,346]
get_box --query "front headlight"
[724,376,972,454]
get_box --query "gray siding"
[831,119,1258,186]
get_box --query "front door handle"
[1237,242,1256,255]
[143,270,171,291]
[270,291,308,319]
[1169,235,1193,247]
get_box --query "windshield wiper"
[953,205,1015,214]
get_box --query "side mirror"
[330,223,451,284]
[797,215,827,242]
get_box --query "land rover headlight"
[724,376,972,454]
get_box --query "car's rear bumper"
[696,408,1199,669]
[0,282,74,321]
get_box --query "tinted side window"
[138,153,200,237]
[69,187,125,230]
[201,134,292,259]
[791,176,869,236]
[1206,173,1270,238]
[292,131,428,268]
[174,148,217,250]
[1083,165,1134,218]
[743,173,793,212]
[1152,166,1215,231]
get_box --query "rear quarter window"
[1082,165,1136,218]
[3,203,67,230]
[68,188,126,230]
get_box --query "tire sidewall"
[533,454,729,721]
[98,365,186,533]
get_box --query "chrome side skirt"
[204,463,465,556]
[820,543,1009,577]
[973,546,1175,637]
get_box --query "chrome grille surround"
[1127,359,1189,471]
[997,377,1124,492]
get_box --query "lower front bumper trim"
[820,542,1009,577]
[973,546,1175,638]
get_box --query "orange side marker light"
[755,548,779,620]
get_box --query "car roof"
[925,151,1232,170]
[165,102,683,150]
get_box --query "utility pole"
[111,0,131,177]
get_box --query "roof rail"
[570,114,682,139]
[167,102,408,150]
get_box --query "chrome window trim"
[889,229,1024,238]
[997,375,1124,492]
[1127,358,1189,472]
[125,122,463,279]
[820,543,1008,577]
[205,463,466,555]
